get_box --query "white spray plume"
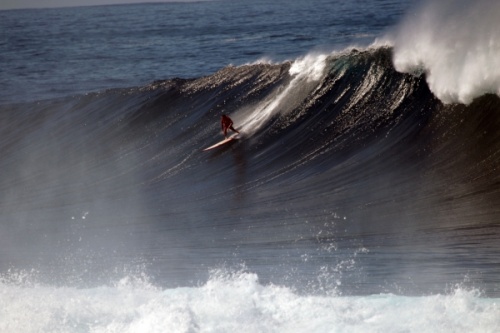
[391,0,500,104]
[240,53,327,134]
[289,53,328,82]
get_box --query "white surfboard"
[203,134,240,151]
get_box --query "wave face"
[1,47,500,302]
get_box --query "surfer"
[221,114,239,138]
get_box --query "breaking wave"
[390,0,500,104]
[1,45,499,300]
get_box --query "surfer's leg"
[229,126,239,134]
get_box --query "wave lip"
[390,0,500,104]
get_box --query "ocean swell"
[0,46,499,295]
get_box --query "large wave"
[0,46,499,296]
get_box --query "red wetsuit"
[221,114,239,138]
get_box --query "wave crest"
[391,0,500,104]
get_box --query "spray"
[391,0,500,104]
[239,53,328,135]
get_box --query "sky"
[0,0,201,10]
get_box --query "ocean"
[1,0,500,332]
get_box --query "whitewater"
[390,0,500,104]
[1,0,500,332]
[1,270,498,333]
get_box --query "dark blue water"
[0,0,410,104]
[1,1,500,332]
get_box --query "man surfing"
[203,114,241,151]
[221,114,240,138]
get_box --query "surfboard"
[203,134,239,151]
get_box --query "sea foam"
[1,269,498,333]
